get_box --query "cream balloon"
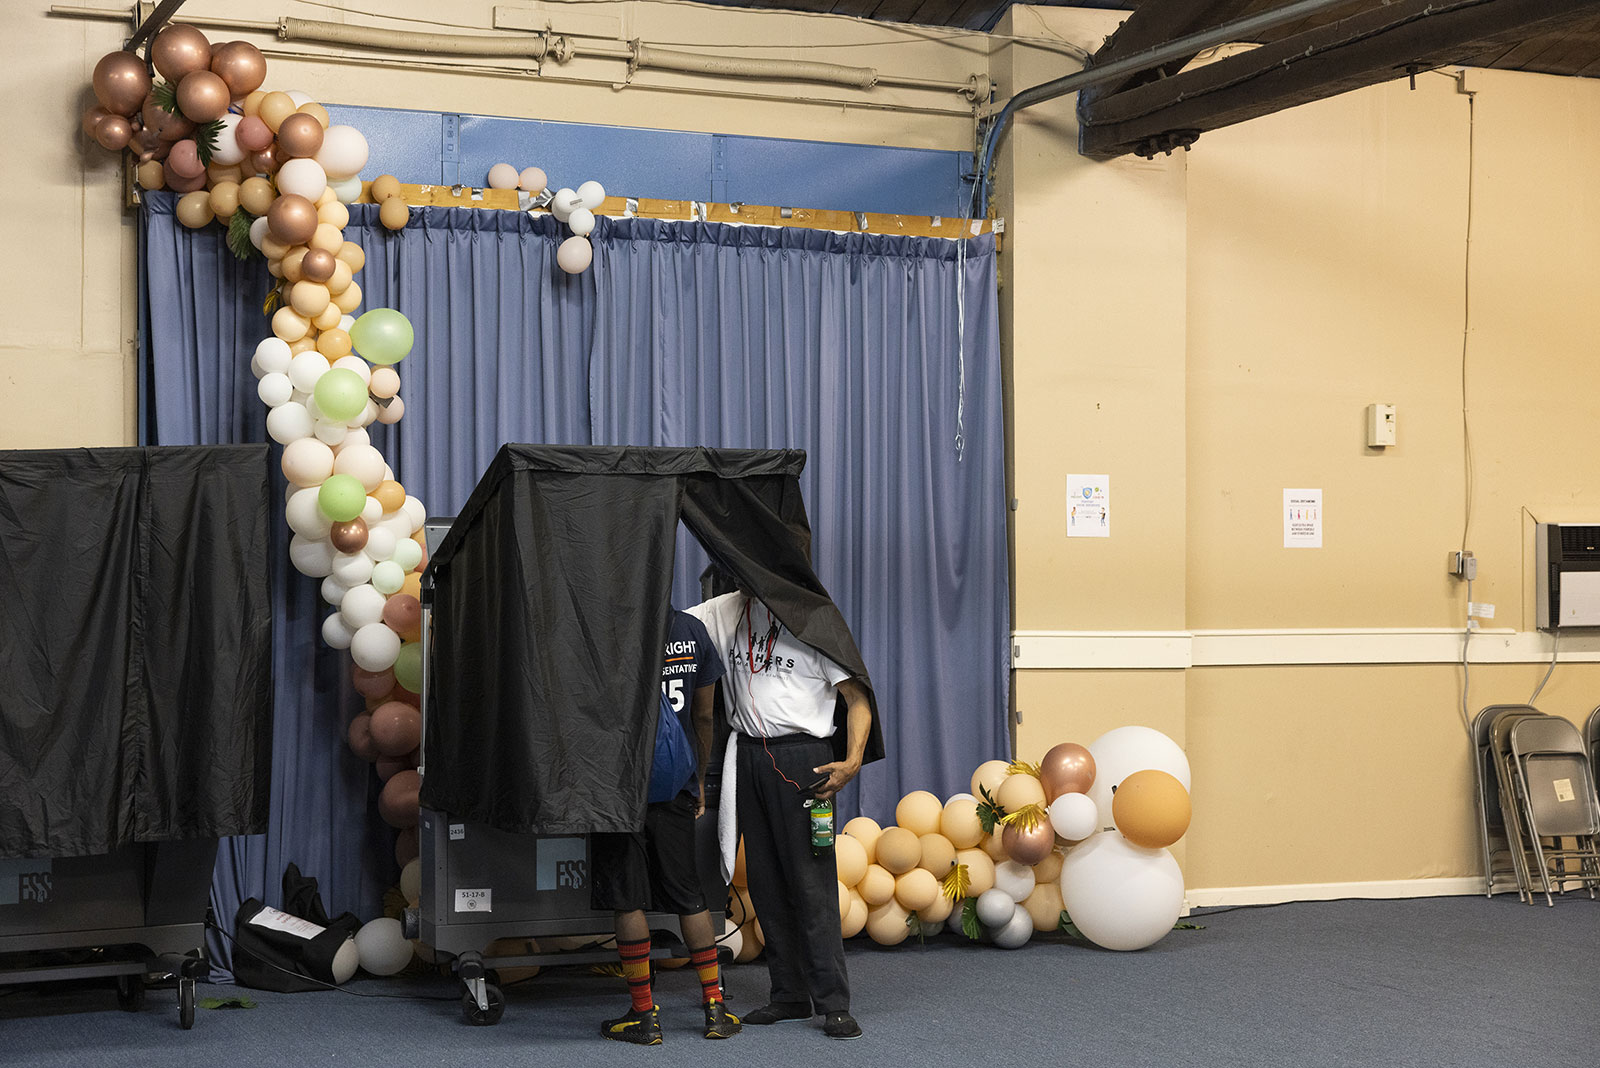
[288,534,335,578]
[354,918,412,975]
[487,163,519,189]
[556,236,592,274]
[1086,726,1192,833]
[1058,830,1184,951]
[275,157,328,202]
[350,621,402,672]
[315,125,369,180]
[576,180,606,209]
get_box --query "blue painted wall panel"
[324,104,970,217]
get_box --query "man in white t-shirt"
[686,588,871,1041]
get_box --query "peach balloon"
[258,91,296,133]
[379,197,410,230]
[917,832,956,877]
[955,848,995,896]
[175,190,214,229]
[864,901,910,946]
[996,771,1046,814]
[970,759,1011,800]
[1023,881,1065,932]
[841,893,868,939]
[312,303,345,331]
[940,797,984,849]
[874,827,920,876]
[1111,768,1192,849]
[895,791,943,836]
[370,174,402,202]
[289,336,319,355]
[1040,742,1097,802]
[271,306,311,342]
[369,369,401,401]
[282,248,308,284]
[373,479,406,512]
[310,223,343,253]
[289,281,331,318]
[893,868,939,912]
[375,398,405,425]
[317,201,350,229]
[136,159,165,190]
[841,816,882,864]
[316,328,352,359]
[242,90,266,116]
[919,892,955,925]
[1032,850,1064,884]
[856,864,894,907]
[239,176,275,216]
[297,101,331,128]
[834,831,867,886]
[336,241,366,272]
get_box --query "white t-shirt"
[685,592,851,740]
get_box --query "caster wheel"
[461,983,505,1026]
[179,977,196,1030]
[116,975,145,1012]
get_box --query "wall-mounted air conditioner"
[1536,523,1600,629]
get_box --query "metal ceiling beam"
[1079,0,1600,161]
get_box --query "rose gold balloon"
[209,40,266,97]
[150,24,212,83]
[329,517,369,553]
[276,113,325,158]
[235,114,273,152]
[248,145,278,175]
[94,115,132,151]
[1001,818,1057,866]
[134,127,161,157]
[162,158,207,193]
[176,70,230,123]
[1039,742,1096,802]
[92,51,151,116]
[81,105,112,139]
[157,111,195,143]
[300,246,337,283]
[166,138,204,179]
[268,194,319,245]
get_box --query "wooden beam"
[1079,0,1600,160]
[1080,0,1260,101]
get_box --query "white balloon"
[361,495,385,526]
[288,351,331,394]
[276,157,328,202]
[330,175,362,204]
[286,487,332,539]
[350,621,402,672]
[377,513,414,540]
[550,187,580,221]
[303,393,324,422]
[354,918,412,976]
[400,859,422,903]
[720,925,743,962]
[993,860,1036,903]
[285,90,314,107]
[399,496,427,531]
[567,207,595,237]
[556,236,592,274]
[364,526,397,562]
[946,792,977,803]
[1058,831,1184,951]
[333,443,386,491]
[332,939,359,985]
[321,612,356,650]
[339,314,357,333]
[315,125,370,180]
[992,905,1034,949]
[255,336,293,375]
[1087,726,1192,833]
[487,162,519,189]
[331,355,372,384]
[320,574,351,607]
[288,534,336,578]
[250,353,266,379]
[340,426,370,452]
[1048,792,1100,842]
[314,419,349,446]
[340,583,387,629]
[974,887,1016,928]
[257,372,293,408]
[249,214,270,251]
[519,166,547,193]
[576,179,606,210]
[358,399,378,427]
[211,112,246,166]
[391,538,423,572]
[371,560,405,595]
[266,401,314,444]
[330,550,375,587]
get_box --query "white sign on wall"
[1067,474,1110,538]
[1284,488,1322,548]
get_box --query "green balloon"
[393,641,423,693]
[313,367,368,423]
[349,308,414,366]
[318,473,367,523]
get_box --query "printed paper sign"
[455,888,492,913]
[1067,474,1110,538]
[1554,779,1575,803]
[1284,489,1322,548]
[249,905,323,940]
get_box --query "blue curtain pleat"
[141,192,1008,978]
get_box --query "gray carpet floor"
[3,894,1597,1067]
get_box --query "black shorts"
[590,793,707,915]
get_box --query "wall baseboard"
[1184,876,1487,908]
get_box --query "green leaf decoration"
[976,783,1005,835]
[1173,920,1205,931]
[198,995,256,1010]
[193,118,224,168]
[227,209,259,262]
[151,80,179,114]
[960,898,981,940]
[1058,909,1087,941]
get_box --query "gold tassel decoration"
[998,801,1047,833]
[941,862,971,902]
[1007,758,1041,778]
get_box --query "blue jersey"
[661,610,725,749]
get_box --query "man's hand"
[810,758,861,801]
[695,783,707,818]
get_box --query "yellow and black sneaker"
[601,1004,663,1045]
[703,1000,742,1039]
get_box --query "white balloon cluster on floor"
[487,162,604,274]
[727,725,1194,956]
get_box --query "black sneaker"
[823,1011,862,1040]
[742,1001,811,1025]
[703,1000,742,1039]
[601,1004,663,1045]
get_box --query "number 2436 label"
[454,888,492,912]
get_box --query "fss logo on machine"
[0,861,53,906]
[555,859,586,890]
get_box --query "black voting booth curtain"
[425,444,883,834]
[0,446,274,859]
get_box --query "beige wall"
[11,2,1600,901]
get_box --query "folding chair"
[1508,715,1600,906]
[1487,706,1549,903]
[1586,705,1600,787]
[1472,705,1531,897]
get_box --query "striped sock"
[690,945,722,1004]
[618,937,653,1013]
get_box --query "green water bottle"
[806,798,834,854]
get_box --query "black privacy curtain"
[423,444,884,834]
[0,445,274,858]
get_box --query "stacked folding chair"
[1475,704,1600,905]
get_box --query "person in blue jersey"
[591,609,739,1044]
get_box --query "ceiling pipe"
[974,0,1354,212]
[278,17,554,61]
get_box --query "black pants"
[737,734,849,1014]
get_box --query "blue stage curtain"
[141,192,1007,975]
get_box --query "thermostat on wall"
[1366,403,1396,447]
